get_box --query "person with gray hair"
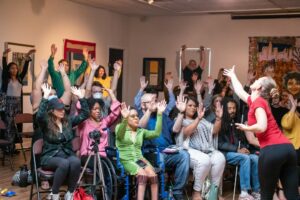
[223,66,299,200]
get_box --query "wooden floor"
[0,138,238,200]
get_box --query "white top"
[6,80,22,97]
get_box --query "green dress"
[115,113,162,175]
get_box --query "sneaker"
[64,191,73,200]
[251,192,261,200]
[238,193,255,200]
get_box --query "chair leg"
[9,150,14,171]
[20,142,26,161]
[233,166,239,200]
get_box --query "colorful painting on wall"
[249,37,300,98]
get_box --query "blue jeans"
[159,150,190,195]
[226,152,260,192]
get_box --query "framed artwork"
[143,58,165,91]
[64,39,96,85]
[5,42,35,94]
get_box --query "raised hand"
[82,47,89,60]
[26,49,36,58]
[114,60,122,72]
[157,100,167,114]
[197,103,205,120]
[206,77,215,93]
[41,83,52,99]
[40,60,48,70]
[179,80,188,92]
[288,94,297,111]
[194,80,203,95]
[176,95,187,113]
[89,60,99,71]
[215,101,223,119]
[3,48,11,57]
[51,44,57,57]
[181,45,187,51]
[58,63,66,74]
[164,78,174,91]
[200,45,205,51]
[120,102,130,119]
[140,76,148,91]
[71,86,84,99]
[223,65,236,78]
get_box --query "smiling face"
[127,109,139,129]
[287,78,300,97]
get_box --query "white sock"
[240,190,249,197]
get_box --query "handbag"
[73,187,94,200]
[206,183,218,200]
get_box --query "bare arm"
[172,96,187,133]
[212,101,223,135]
[183,104,205,136]
[110,60,122,94]
[236,107,267,133]
[59,63,72,106]
[139,109,152,128]
[244,130,260,148]
[85,60,98,98]
[223,66,250,103]
[199,46,205,70]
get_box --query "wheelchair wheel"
[101,157,118,200]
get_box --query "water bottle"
[168,186,174,200]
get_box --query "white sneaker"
[64,191,74,200]
[238,193,254,200]
[251,192,261,200]
[51,193,60,200]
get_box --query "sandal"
[41,180,50,190]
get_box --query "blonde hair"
[259,77,277,100]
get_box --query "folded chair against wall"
[0,119,14,170]
[14,113,34,161]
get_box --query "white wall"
[126,15,300,103]
[0,0,129,113]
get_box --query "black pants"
[43,153,81,194]
[259,143,298,200]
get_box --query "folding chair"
[14,113,34,161]
[0,119,14,170]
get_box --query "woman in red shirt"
[223,66,298,200]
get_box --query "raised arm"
[110,60,122,93]
[73,47,88,80]
[116,102,130,140]
[194,80,203,105]
[143,101,166,139]
[281,95,297,131]
[32,60,48,112]
[2,48,10,91]
[181,45,187,70]
[134,76,148,111]
[48,44,57,77]
[182,104,205,136]
[212,102,223,135]
[84,60,99,98]
[164,78,176,115]
[172,96,187,133]
[70,87,89,126]
[178,80,187,100]
[19,49,35,80]
[199,46,206,70]
[139,100,156,128]
[223,66,250,103]
[36,83,52,124]
[58,63,72,106]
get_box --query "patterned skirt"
[5,96,22,143]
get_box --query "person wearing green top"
[116,101,166,200]
[48,44,89,98]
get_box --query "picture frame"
[64,39,96,86]
[5,42,35,94]
[143,58,165,91]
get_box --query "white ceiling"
[69,0,300,16]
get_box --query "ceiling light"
[148,0,154,4]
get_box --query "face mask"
[48,95,58,101]
[93,92,102,99]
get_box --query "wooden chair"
[0,119,14,170]
[14,113,34,161]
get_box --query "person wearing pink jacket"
[78,88,120,161]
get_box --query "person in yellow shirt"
[281,94,300,193]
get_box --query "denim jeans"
[226,152,260,192]
[159,150,190,195]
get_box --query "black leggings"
[259,143,298,200]
[43,154,81,194]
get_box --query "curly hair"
[283,71,300,88]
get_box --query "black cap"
[48,98,65,110]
